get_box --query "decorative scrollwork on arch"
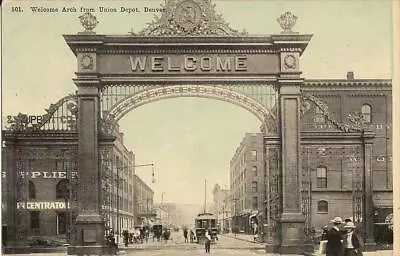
[5,94,78,132]
[103,85,277,133]
[300,93,363,133]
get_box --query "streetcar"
[195,212,218,243]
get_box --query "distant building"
[211,183,231,232]
[134,175,156,226]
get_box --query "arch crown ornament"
[137,0,247,36]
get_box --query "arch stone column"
[67,51,106,254]
[274,34,309,253]
[278,80,305,254]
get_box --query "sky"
[1,0,393,205]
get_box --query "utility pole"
[204,179,207,213]
[160,192,165,224]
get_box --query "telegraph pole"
[204,179,207,213]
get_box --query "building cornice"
[303,79,392,88]
[63,34,313,56]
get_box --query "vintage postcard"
[1,0,397,255]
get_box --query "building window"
[56,179,69,199]
[251,150,257,161]
[29,181,36,199]
[57,212,67,234]
[55,159,63,170]
[361,104,372,123]
[252,166,257,176]
[252,197,258,209]
[315,107,326,124]
[316,167,327,188]
[30,211,40,229]
[252,181,258,192]
[317,200,328,213]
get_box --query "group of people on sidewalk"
[323,217,363,256]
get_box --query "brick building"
[230,133,265,234]
[1,97,154,243]
[301,74,392,232]
[230,73,392,239]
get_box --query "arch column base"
[265,243,279,253]
[279,213,306,254]
[67,213,105,255]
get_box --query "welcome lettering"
[129,55,248,72]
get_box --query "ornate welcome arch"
[62,0,315,254]
[104,84,276,132]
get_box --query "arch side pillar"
[68,80,105,255]
[362,131,376,251]
[278,81,305,254]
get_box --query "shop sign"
[2,171,78,179]
[16,201,70,210]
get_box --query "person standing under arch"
[343,222,363,256]
[327,217,344,256]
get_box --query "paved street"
[115,231,264,250]
[4,249,394,256]
[3,231,393,255]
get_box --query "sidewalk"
[223,233,393,256]
[221,232,262,244]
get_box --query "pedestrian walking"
[327,217,344,256]
[190,230,195,243]
[204,229,211,253]
[122,230,129,247]
[183,228,188,243]
[343,222,363,256]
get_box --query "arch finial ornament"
[277,11,298,33]
[79,12,99,32]
[138,0,247,36]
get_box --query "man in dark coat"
[327,217,344,256]
[183,228,188,243]
[343,222,363,256]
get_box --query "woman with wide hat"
[343,222,363,256]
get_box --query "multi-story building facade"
[300,73,392,232]
[134,175,156,226]
[230,73,392,240]
[1,102,154,242]
[101,131,136,236]
[211,184,231,232]
[230,133,265,234]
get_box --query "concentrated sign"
[16,201,70,210]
